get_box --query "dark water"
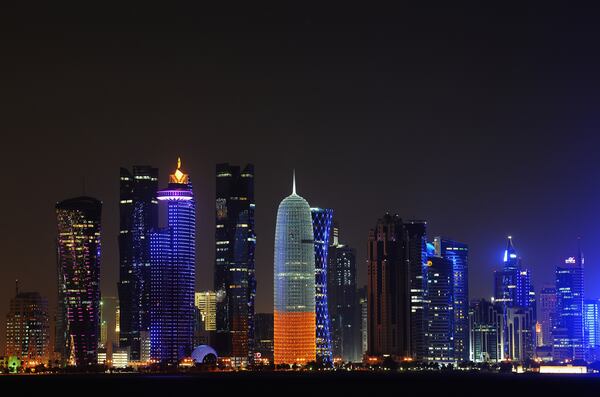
[3,371,600,395]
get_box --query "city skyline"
[4,4,600,358]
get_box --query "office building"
[55,196,102,366]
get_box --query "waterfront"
[4,371,600,394]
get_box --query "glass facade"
[311,207,333,365]
[328,227,360,362]
[493,236,536,361]
[424,256,454,363]
[434,238,469,362]
[55,196,102,366]
[469,299,504,362]
[214,163,256,366]
[118,166,158,361]
[273,178,316,365]
[553,250,585,362]
[149,159,196,364]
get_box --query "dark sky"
[2,4,600,351]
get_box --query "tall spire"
[292,169,296,195]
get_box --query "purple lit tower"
[150,158,196,364]
[55,196,102,366]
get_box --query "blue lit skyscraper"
[584,299,600,361]
[214,163,256,366]
[493,236,535,361]
[311,207,333,365]
[424,255,455,363]
[150,158,196,364]
[434,237,469,362]
[118,166,158,362]
[553,242,584,362]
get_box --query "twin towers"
[274,173,332,365]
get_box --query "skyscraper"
[117,166,158,361]
[553,246,585,362]
[538,286,557,347]
[311,207,333,365]
[149,158,196,364]
[493,236,535,361]
[273,174,316,365]
[5,286,50,366]
[55,196,102,366]
[405,221,428,361]
[214,163,256,366]
[367,214,409,358]
[194,291,217,347]
[99,296,118,359]
[424,255,455,363]
[469,299,504,362]
[507,307,534,362]
[434,237,469,362]
[584,299,600,361]
[328,226,359,362]
[358,286,368,359]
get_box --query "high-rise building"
[254,313,274,363]
[311,207,333,365]
[55,196,102,366]
[405,221,428,361]
[214,163,256,366]
[584,299,600,361]
[367,215,428,360]
[539,286,557,347]
[328,227,360,363]
[434,237,469,362]
[493,236,536,361]
[469,299,504,362]
[117,166,158,361]
[149,158,196,364]
[424,255,454,363]
[273,174,316,365]
[507,307,534,362]
[367,214,408,358]
[358,286,368,359]
[5,286,50,366]
[553,246,585,362]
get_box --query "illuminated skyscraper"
[434,237,469,362]
[405,221,428,361]
[149,158,196,364]
[117,166,158,361]
[328,226,360,362]
[311,207,333,365]
[5,286,50,366]
[358,286,368,358]
[539,286,557,347]
[424,255,454,363]
[55,196,102,366]
[493,236,536,360]
[214,163,256,366]
[553,243,585,362]
[273,174,316,365]
[584,299,600,361]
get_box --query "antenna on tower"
[15,279,19,296]
[292,169,296,195]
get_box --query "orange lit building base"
[274,311,316,365]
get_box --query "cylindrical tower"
[274,175,316,365]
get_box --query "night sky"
[2,4,600,351]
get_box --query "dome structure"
[191,345,218,364]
